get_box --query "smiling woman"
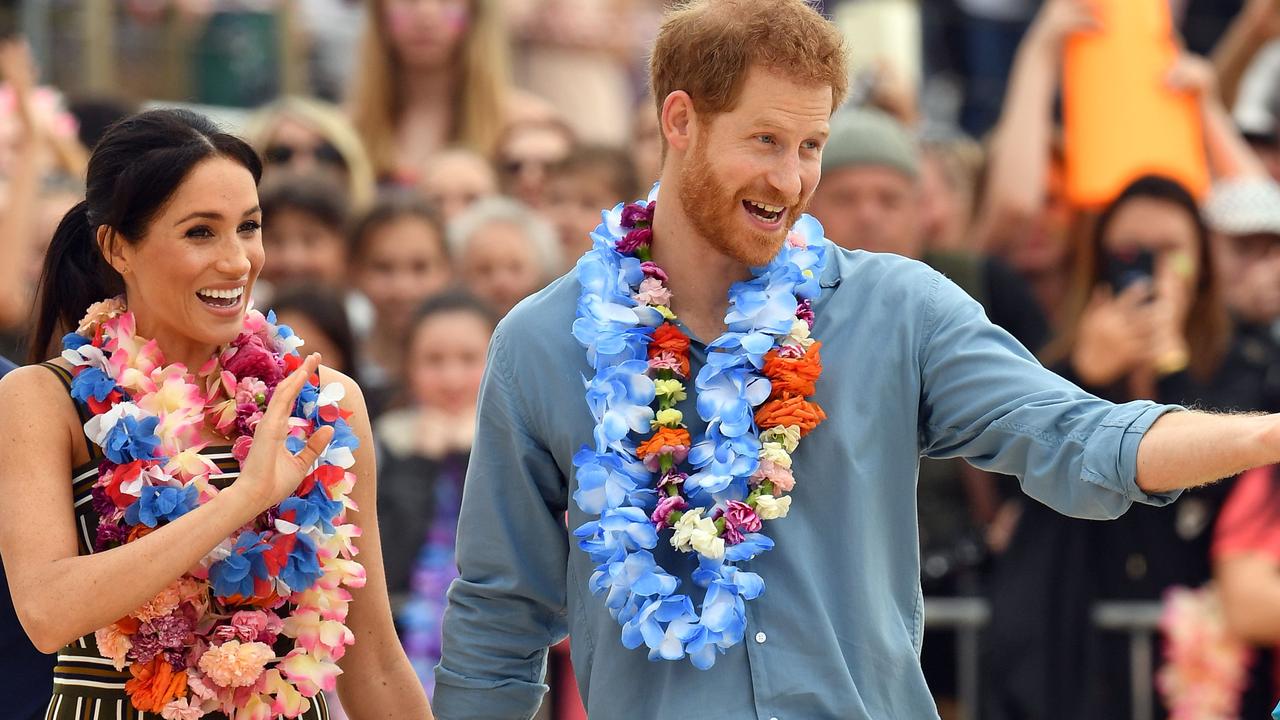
[1,109,430,720]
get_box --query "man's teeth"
[747,201,784,214]
[198,287,244,300]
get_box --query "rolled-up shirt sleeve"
[916,271,1181,520]
[433,326,570,719]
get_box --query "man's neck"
[649,184,751,342]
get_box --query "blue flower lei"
[571,184,829,668]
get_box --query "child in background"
[351,193,453,416]
[375,292,497,694]
[545,144,639,270]
[447,196,561,317]
[258,173,351,294]
[418,147,499,224]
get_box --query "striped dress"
[39,363,330,720]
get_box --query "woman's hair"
[244,95,376,210]
[348,191,448,264]
[348,0,510,177]
[268,284,360,387]
[549,144,638,202]
[258,172,351,233]
[447,196,562,279]
[1044,174,1230,382]
[30,108,262,362]
[408,289,499,346]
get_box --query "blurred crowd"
[6,0,1280,718]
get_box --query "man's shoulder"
[825,243,946,299]
[492,269,583,355]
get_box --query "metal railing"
[924,597,1165,720]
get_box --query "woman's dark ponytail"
[28,200,123,362]
[25,108,262,362]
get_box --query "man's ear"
[97,225,128,276]
[660,90,698,154]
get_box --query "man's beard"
[678,140,809,267]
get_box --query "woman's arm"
[324,367,432,719]
[974,0,1097,251]
[1216,552,1280,643]
[0,356,330,652]
[1211,0,1280,112]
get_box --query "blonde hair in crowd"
[348,0,510,177]
[244,96,377,210]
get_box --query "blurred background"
[5,1,1280,719]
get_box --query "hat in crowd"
[1205,176,1280,237]
[821,107,919,179]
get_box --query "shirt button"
[755,631,767,644]
[769,717,780,720]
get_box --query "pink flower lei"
[62,297,365,718]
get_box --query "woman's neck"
[398,64,455,110]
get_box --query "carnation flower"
[95,624,133,670]
[753,494,792,520]
[197,640,275,688]
[221,334,284,386]
[635,277,672,307]
[724,500,763,534]
[651,495,688,529]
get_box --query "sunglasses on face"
[264,141,347,170]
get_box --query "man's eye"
[757,135,775,145]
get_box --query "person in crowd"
[351,192,452,416]
[630,96,663,192]
[258,172,352,293]
[268,284,362,387]
[545,144,639,268]
[494,117,576,209]
[433,1,1280,716]
[974,0,1089,330]
[809,107,1049,353]
[419,147,499,225]
[0,108,429,719]
[348,0,548,181]
[245,95,376,211]
[375,291,496,691]
[1211,457,1280,716]
[919,135,986,254]
[509,0,655,147]
[984,173,1243,720]
[447,196,561,318]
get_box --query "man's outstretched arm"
[1135,411,1280,494]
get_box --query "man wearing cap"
[808,107,1047,353]
[1207,176,1280,412]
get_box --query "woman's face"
[459,220,546,317]
[262,208,348,287]
[263,118,350,191]
[355,216,451,332]
[383,0,471,70]
[1101,197,1200,290]
[497,124,574,209]
[115,157,264,351]
[406,309,491,413]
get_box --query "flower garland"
[1156,585,1248,720]
[571,184,828,669]
[63,297,365,719]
